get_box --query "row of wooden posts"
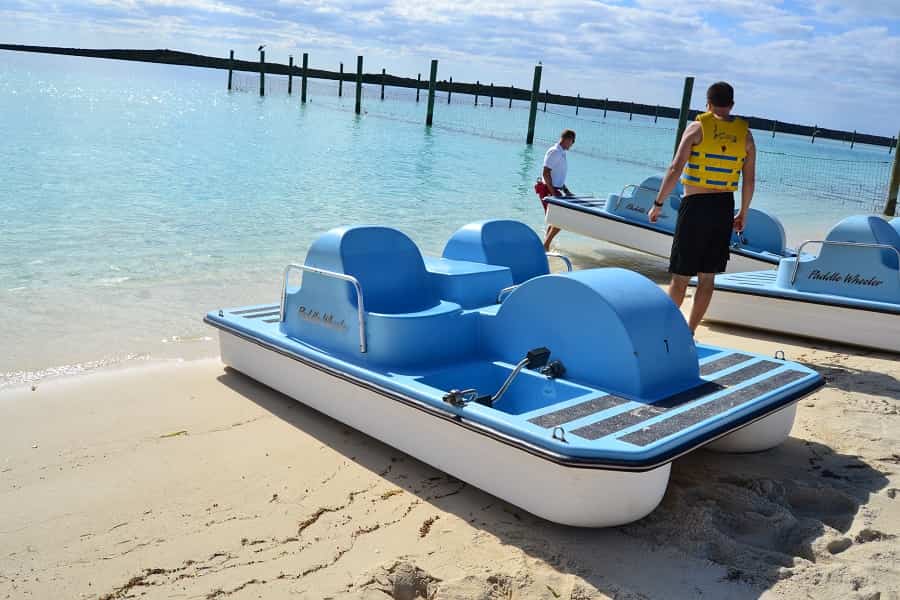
[233,50,898,216]
[236,49,702,150]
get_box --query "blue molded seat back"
[823,215,900,270]
[605,174,682,231]
[442,220,549,284]
[890,217,900,238]
[731,208,786,255]
[305,226,439,314]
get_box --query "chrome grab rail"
[497,284,518,303]
[789,240,900,284]
[546,252,573,272]
[280,263,367,353]
[614,184,638,210]
[497,253,574,303]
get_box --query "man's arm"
[542,166,560,197]
[649,122,701,222]
[734,130,756,232]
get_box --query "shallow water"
[0,52,893,382]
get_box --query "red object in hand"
[534,181,551,211]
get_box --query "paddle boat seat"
[889,217,900,240]
[776,215,900,303]
[731,208,787,257]
[282,226,472,367]
[605,175,683,232]
[441,219,550,284]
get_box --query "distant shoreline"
[2,43,896,147]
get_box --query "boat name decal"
[297,306,348,331]
[807,269,884,287]
[626,202,667,218]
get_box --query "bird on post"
[258,44,266,52]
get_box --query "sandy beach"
[1,308,898,600]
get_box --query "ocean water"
[0,52,894,384]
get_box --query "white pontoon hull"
[546,203,773,273]
[219,330,669,527]
[217,329,804,525]
[704,290,900,353]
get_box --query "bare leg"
[543,225,561,251]
[668,274,690,308]
[688,272,715,332]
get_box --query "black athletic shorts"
[669,192,735,276]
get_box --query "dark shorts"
[669,192,735,276]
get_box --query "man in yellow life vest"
[648,81,756,333]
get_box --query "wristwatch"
[653,200,665,207]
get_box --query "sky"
[2,0,899,136]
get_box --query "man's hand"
[648,205,662,223]
[733,211,746,232]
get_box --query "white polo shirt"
[542,142,568,188]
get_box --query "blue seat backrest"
[822,215,900,270]
[305,226,439,314]
[731,208,786,255]
[442,220,549,285]
[891,217,900,239]
[605,175,682,230]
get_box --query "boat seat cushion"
[823,215,900,269]
[305,225,442,314]
[442,219,549,285]
[605,174,681,231]
[731,208,786,255]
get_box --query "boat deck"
[206,302,824,469]
[707,271,900,314]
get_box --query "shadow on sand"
[217,368,889,600]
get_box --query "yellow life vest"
[681,112,748,191]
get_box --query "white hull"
[218,330,670,527]
[704,290,900,353]
[706,404,797,453]
[546,203,773,273]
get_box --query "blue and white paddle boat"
[545,174,798,272]
[700,215,900,353]
[204,219,824,527]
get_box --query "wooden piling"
[654,104,659,123]
[543,89,548,112]
[850,130,856,149]
[339,62,343,97]
[475,81,479,106]
[448,77,452,104]
[509,86,512,109]
[490,83,494,107]
[575,93,580,115]
[416,73,421,102]
[772,119,777,137]
[259,49,265,97]
[227,49,233,90]
[526,64,542,144]
[355,55,362,115]
[811,125,818,144]
[629,101,634,120]
[301,52,308,103]
[381,68,385,100]
[603,98,608,118]
[287,55,293,94]
[673,77,694,157]
[426,59,438,126]
[884,128,900,216]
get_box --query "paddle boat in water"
[699,215,900,353]
[545,174,800,272]
[204,219,824,527]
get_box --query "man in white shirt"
[534,129,576,250]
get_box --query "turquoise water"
[0,52,894,382]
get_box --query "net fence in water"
[233,74,895,215]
